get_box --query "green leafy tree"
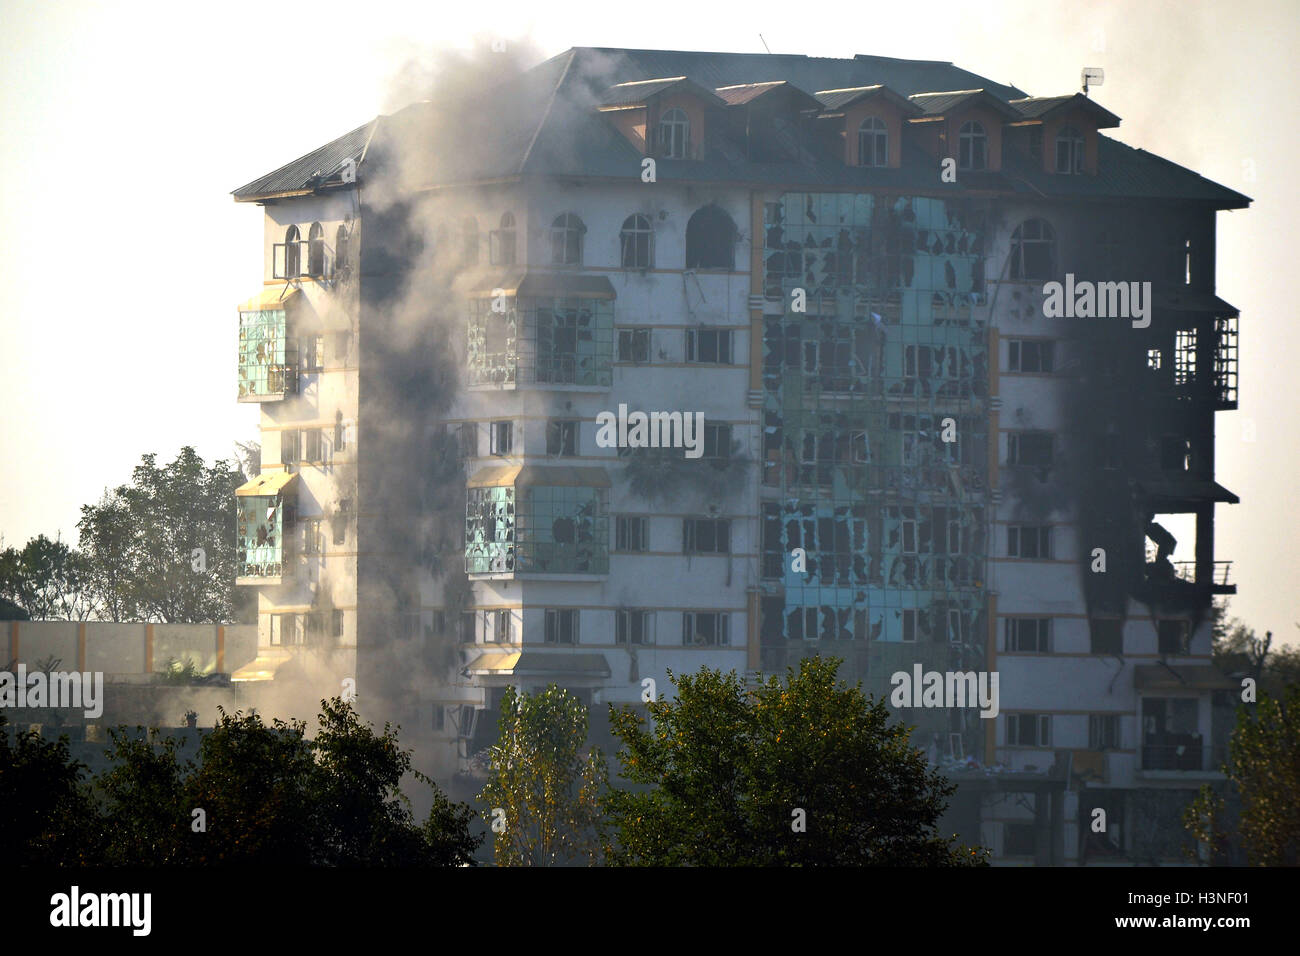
[0,534,93,620]
[3,699,481,866]
[478,685,608,865]
[76,446,245,622]
[0,714,102,866]
[1186,685,1300,865]
[605,657,988,866]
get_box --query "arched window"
[659,108,689,160]
[1055,125,1085,174]
[335,225,349,276]
[857,117,888,167]
[685,205,736,270]
[550,213,585,266]
[958,121,987,171]
[490,212,516,266]
[1010,219,1056,280]
[308,222,325,277]
[284,225,301,277]
[620,214,654,269]
[462,216,479,266]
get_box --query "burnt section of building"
[231,46,1250,862]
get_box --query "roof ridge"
[517,49,577,176]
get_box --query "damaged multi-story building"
[230,46,1248,864]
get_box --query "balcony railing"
[1171,560,1233,587]
[1213,314,1239,409]
[1141,739,1225,772]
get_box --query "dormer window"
[857,117,888,167]
[659,108,689,159]
[958,121,987,171]
[1055,126,1085,174]
[550,213,585,266]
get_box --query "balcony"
[238,290,300,402]
[1140,737,1225,776]
[235,472,298,586]
[465,467,610,578]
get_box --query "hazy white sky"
[1,0,1295,641]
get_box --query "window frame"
[957,120,988,171]
[857,116,889,167]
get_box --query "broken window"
[533,300,614,387]
[1006,713,1051,747]
[1008,525,1052,559]
[334,411,347,452]
[1055,126,1085,174]
[857,116,888,167]
[1007,431,1054,467]
[485,609,510,644]
[1005,617,1052,652]
[332,498,351,546]
[490,420,513,456]
[616,609,652,645]
[1147,348,1163,371]
[1160,436,1191,472]
[683,518,730,555]
[618,328,651,363]
[1174,328,1198,386]
[238,303,295,400]
[546,419,578,457]
[957,121,987,171]
[301,428,322,463]
[1157,619,1189,655]
[901,608,917,643]
[301,517,322,555]
[308,222,326,277]
[550,213,585,266]
[335,225,349,276]
[302,334,324,372]
[270,613,302,647]
[490,212,517,266]
[682,611,729,646]
[1008,339,1054,373]
[281,429,300,466]
[281,225,302,278]
[544,609,579,644]
[658,107,689,159]
[620,214,654,269]
[947,609,971,643]
[685,205,736,270]
[237,493,288,578]
[457,423,476,460]
[615,516,648,552]
[685,328,733,364]
[460,612,476,643]
[1089,618,1124,655]
[1009,218,1055,280]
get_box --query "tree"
[0,534,93,620]
[1185,685,1300,865]
[3,699,481,866]
[604,657,988,866]
[477,685,607,865]
[0,714,102,866]
[76,446,245,622]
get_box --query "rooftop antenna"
[759,34,772,54]
[1081,66,1104,97]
